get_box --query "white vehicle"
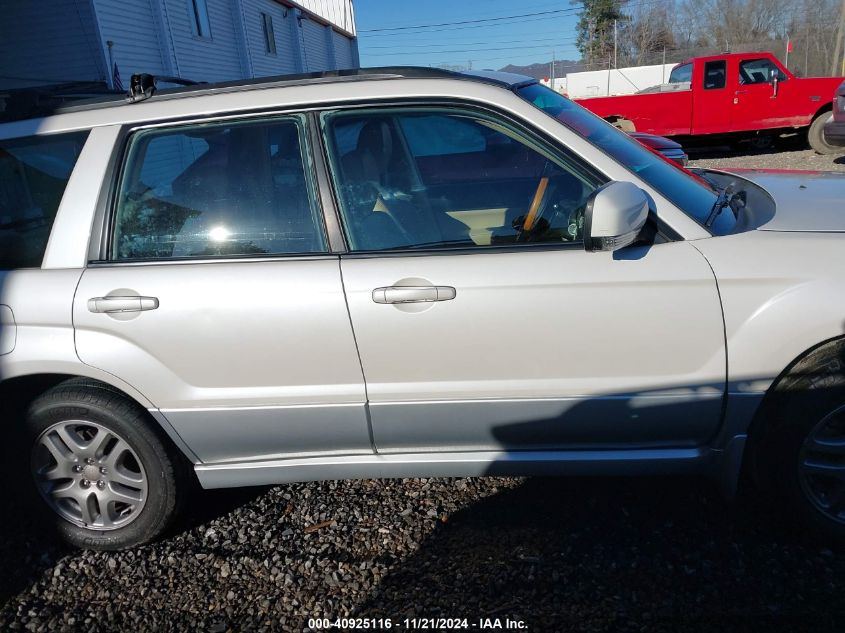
[1,69,844,550]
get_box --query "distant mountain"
[497,60,584,79]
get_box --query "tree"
[574,0,627,66]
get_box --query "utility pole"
[662,47,666,82]
[551,50,555,91]
[613,20,618,69]
[784,33,790,69]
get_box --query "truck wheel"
[752,340,845,542]
[26,382,186,550]
[808,112,840,155]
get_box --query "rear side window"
[111,116,326,260]
[668,63,692,84]
[0,131,89,269]
[703,61,726,90]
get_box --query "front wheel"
[26,382,185,550]
[753,341,845,541]
[808,112,841,155]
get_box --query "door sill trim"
[195,447,712,489]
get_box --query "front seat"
[339,119,417,250]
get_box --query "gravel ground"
[3,146,845,632]
[688,145,845,172]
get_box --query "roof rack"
[126,73,203,103]
[0,81,121,123]
[2,67,536,121]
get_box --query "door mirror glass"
[584,181,649,252]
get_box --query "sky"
[354,0,583,72]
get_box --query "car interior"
[328,110,596,251]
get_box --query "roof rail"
[127,74,203,103]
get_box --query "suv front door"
[73,115,370,464]
[322,105,726,454]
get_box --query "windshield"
[517,83,718,230]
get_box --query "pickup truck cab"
[576,52,844,154]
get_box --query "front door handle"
[372,286,456,304]
[88,296,159,313]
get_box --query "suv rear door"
[73,114,370,464]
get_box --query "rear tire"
[752,340,845,542]
[25,382,185,550]
[808,112,841,155]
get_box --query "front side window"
[739,58,787,84]
[112,117,325,260]
[0,131,89,268]
[703,61,726,89]
[322,108,602,252]
[668,63,692,84]
[189,0,211,38]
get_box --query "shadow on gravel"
[0,450,70,605]
[354,476,843,633]
[0,453,267,607]
[172,484,272,537]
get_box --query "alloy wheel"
[798,405,845,524]
[31,420,148,530]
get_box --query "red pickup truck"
[574,52,844,154]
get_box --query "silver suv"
[2,69,844,550]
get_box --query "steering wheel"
[517,176,552,241]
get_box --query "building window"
[261,13,276,54]
[189,0,211,38]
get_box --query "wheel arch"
[742,335,845,483]
[812,102,833,121]
[1,372,200,465]
[605,115,636,132]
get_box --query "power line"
[364,41,583,58]
[359,0,573,31]
[359,7,581,33]
[360,13,577,37]
[359,0,671,38]
[366,37,578,55]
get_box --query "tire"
[25,381,185,550]
[752,339,845,542]
[808,112,841,155]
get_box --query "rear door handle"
[372,286,456,304]
[88,296,159,313]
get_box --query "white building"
[0,0,358,91]
[559,63,678,99]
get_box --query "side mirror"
[769,67,779,96]
[584,181,650,252]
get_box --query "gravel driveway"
[3,146,845,633]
